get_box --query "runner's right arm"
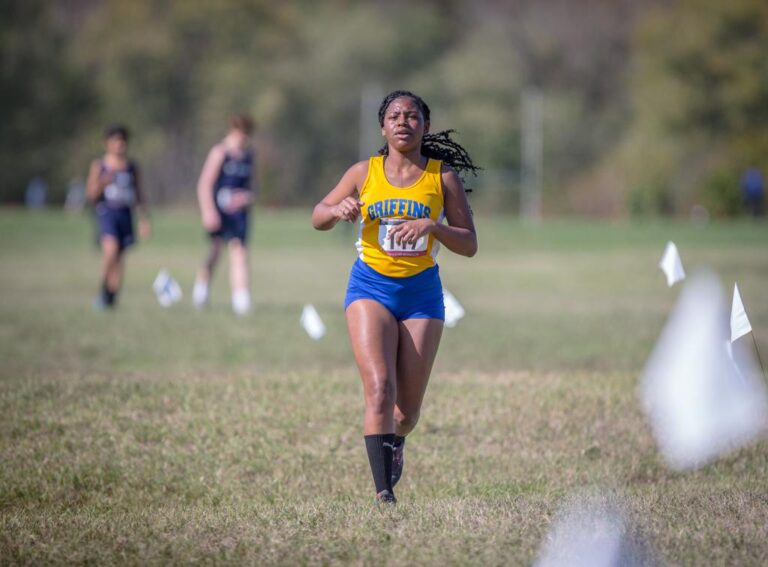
[312,160,368,230]
[85,160,111,202]
[197,145,226,231]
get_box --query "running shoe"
[93,294,114,310]
[192,280,209,309]
[375,489,397,505]
[232,289,251,316]
[391,436,405,487]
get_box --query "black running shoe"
[375,489,397,504]
[391,436,405,487]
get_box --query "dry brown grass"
[1,210,767,565]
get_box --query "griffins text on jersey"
[367,198,432,221]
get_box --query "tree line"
[1,0,766,216]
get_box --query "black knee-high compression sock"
[364,433,395,494]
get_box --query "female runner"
[312,90,478,503]
[86,124,151,309]
[192,114,256,315]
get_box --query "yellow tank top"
[356,155,444,278]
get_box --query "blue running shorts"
[344,259,445,321]
[95,205,134,251]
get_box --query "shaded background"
[2,0,768,217]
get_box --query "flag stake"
[751,332,766,378]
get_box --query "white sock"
[192,280,209,308]
[232,289,251,315]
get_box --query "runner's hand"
[333,197,364,223]
[138,217,152,241]
[225,190,252,213]
[202,208,221,232]
[388,218,434,245]
[98,172,114,191]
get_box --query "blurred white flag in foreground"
[153,270,183,307]
[730,283,753,343]
[535,491,657,567]
[641,270,768,471]
[443,289,465,328]
[300,304,326,340]
[658,241,685,287]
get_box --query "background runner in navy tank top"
[94,160,139,252]
[86,124,151,309]
[209,151,253,243]
[193,114,256,315]
[96,161,138,210]
[213,152,253,213]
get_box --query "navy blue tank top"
[215,152,252,192]
[97,161,138,209]
[213,150,253,212]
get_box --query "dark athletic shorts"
[96,205,134,251]
[209,209,249,243]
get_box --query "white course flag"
[300,304,326,340]
[152,270,183,307]
[730,283,753,343]
[534,492,655,567]
[443,289,465,328]
[658,241,686,287]
[640,270,768,471]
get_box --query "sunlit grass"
[1,209,767,564]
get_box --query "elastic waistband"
[353,258,439,283]
[96,203,131,213]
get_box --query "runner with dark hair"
[86,124,151,309]
[312,90,478,503]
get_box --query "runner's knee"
[101,238,120,260]
[365,377,396,415]
[228,239,246,254]
[395,409,420,432]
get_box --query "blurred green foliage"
[702,170,743,218]
[0,1,93,201]
[620,0,768,217]
[1,0,767,217]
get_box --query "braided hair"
[377,90,480,192]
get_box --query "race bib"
[216,188,249,212]
[378,218,427,257]
[216,188,233,210]
[104,182,135,206]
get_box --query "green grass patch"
[1,209,767,564]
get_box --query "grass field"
[1,209,767,565]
